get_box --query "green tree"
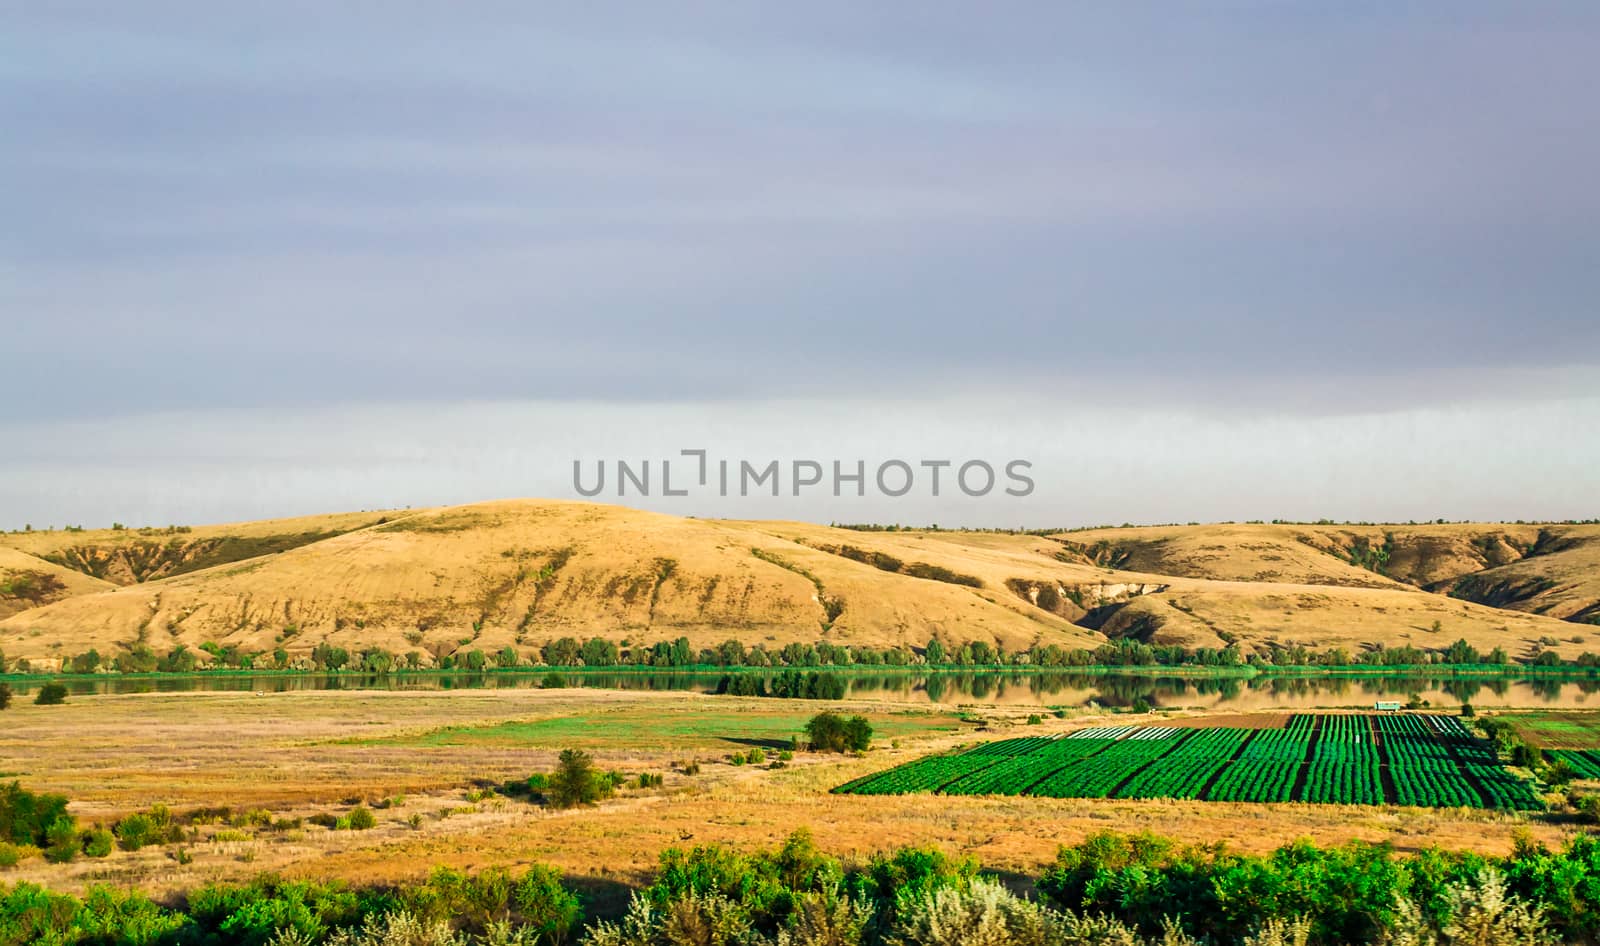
[924,638,946,664]
[115,814,156,851]
[547,749,611,808]
[805,712,872,753]
[43,816,78,863]
[311,644,349,671]
[0,781,71,846]
[34,682,68,705]
[513,863,583,942]
[158,646,198,673]
[83,827,114,858]
[716,639,747,666]
[69,650,101,674]
[579,637,618,667]
[843,715,873,751]
[116,644,158,673]
[542,637,582,667]
[495,646,520,668]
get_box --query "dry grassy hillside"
[0,548,117,620]
[0,502,1595,668]
[1059,522,1600,625]
[0,509,406,585]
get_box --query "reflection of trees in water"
[1530,677,1566,701]
[1441,679,1483,703]
[1264,677,1314,698]
[25,668,1600,711]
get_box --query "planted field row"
[837,714,1542,810]
[1549,750,1600,780]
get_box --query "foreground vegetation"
[8,828,1600,944]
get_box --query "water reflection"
[6,668,1600,709]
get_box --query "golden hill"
[1,502,1596,668]
[0,547,117,621]
[1057,522,1600,623]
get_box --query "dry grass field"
[1,688,1586,900]
[3,501,1598,667]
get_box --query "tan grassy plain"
[3,501,1597,666]
[0,688,1584,898]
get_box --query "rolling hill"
[1,502,1597,669]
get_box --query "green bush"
[0,841,39,868]
[805,712,872,752]
[115,814,156,851]
[547,749,612,808]
[0,683,11,711]
[347,807,377,831]
[82,829,114,858]
[33,682,68,706]
[0,781,72,847]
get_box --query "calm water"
[9,669,1600,710]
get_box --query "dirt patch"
[1160,712,1292,730]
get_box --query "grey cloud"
[3,2,1599,423]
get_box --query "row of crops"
[1549,749,1600,780]
[837,714,1543,809]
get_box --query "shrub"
[514,863,583,942]
[320,910,458,946]
[34,682,68,706]
[548,749,612,808]
[0,781,72,847]
[115,814,157,851]
[347,807,377,831]
[83,828,114,858]
[805,712,873,753]
[0,841,40,868]
[44,817,78,863]
[0,683,11,711]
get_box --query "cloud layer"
[3,4,1597,524]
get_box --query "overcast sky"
[3,3,1597,529]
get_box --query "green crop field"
[1548,749,1600,779]
[837,713,1543,810]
